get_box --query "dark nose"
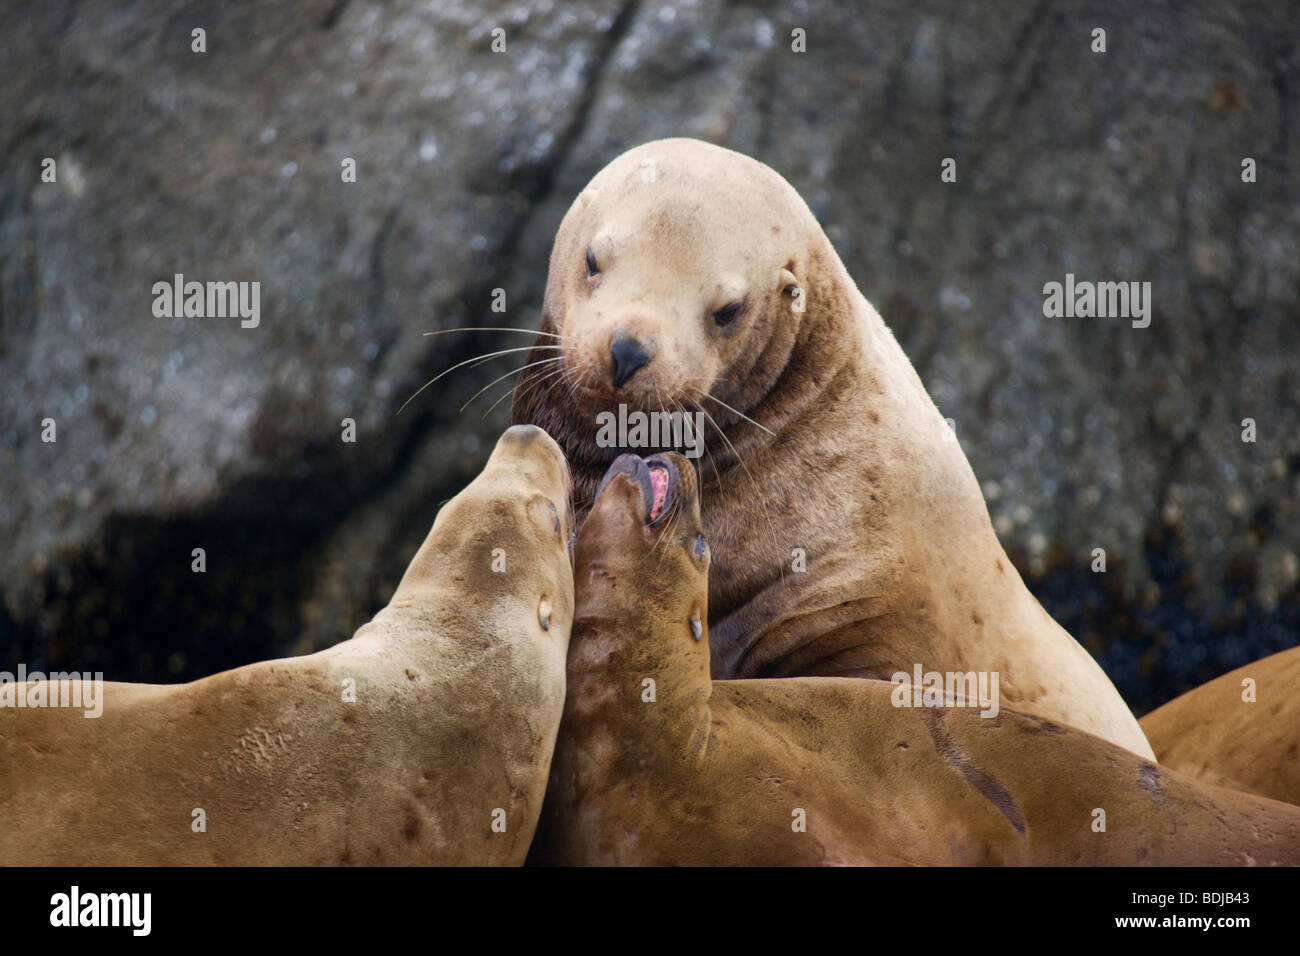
[610,332,653,388]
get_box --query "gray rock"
[2,0,1296,710]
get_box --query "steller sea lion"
[1141,646,1300,807]
[511,137,1153,758]
[0,425,574,865]
[534,452,1300,865]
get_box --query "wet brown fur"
[1142,646,1300,806]
[511,138,1153,758]
[0,426,574,865]
[537,454,1300,865]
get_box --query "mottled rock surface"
[2,0,1296,711]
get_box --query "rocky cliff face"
[2,0,1296,710]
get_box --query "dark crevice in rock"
[1021,515,1300,716]
[319,0,351,31]
[13,473,350,683]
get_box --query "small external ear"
[778,266,798,294]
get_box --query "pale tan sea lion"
[511,137,1153,759]
[1141,646,1300,806]
[0,424,574,865]
[535,452,1300,865]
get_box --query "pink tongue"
[648,466,668,520]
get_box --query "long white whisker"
[693,395,784,598]
[397,345,564,416]
[670,389,723,489]
[467,344,568,371]
[423,326,563,340]
[485,363,568,420]
[697,391,775,436]
[460,356,564,413]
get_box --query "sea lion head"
[537,449,713,862]
[403,424,575,641]
[575,450,710,658]
[516,138,840,481]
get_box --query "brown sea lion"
[0,425,574,865]
[535,451,1300,865]
[511,137,1153,758]
[1141,646,1300,806]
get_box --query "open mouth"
[595,453,678,523]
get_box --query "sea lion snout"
[609,328,656,388]
[501,422,545,445]
[501,426,574,564]
[581,451,706,628]
[490,425,571,506]
[592,451,696,528]
[499,422,562,458]
[593,453,659,524]
[397,425,575,627]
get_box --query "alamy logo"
[50,886,151,936]
[595,404,705,460]
[890,664,1000,718]
[152,272,260,328]
[0,665,104,718]
[1042,273,1151,328]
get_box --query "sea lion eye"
[585,247,599,277]
[693,532,708,558]
[712,301,744,326]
